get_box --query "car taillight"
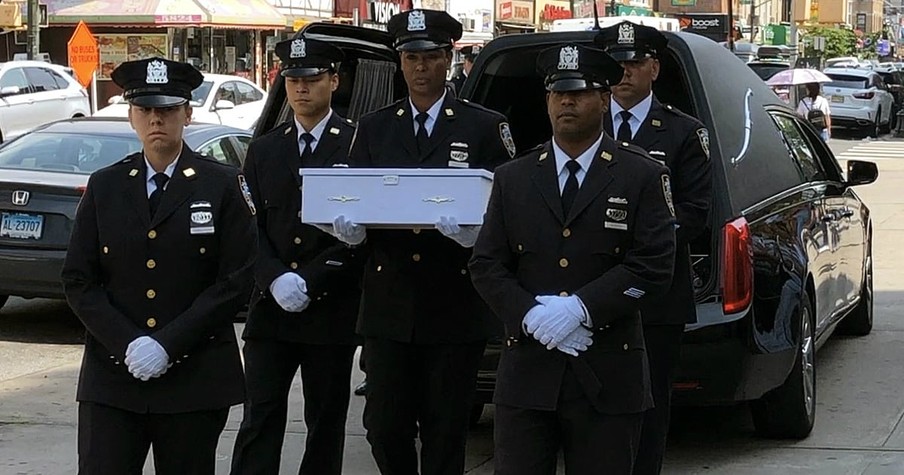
[853,91,875,99]
[722,217,753,314]
[76,185,87,194]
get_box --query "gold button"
[559,291,568,297]
[290,262,298,269]
[146,289,156,299]
[146,259,156,269]
[412,253,421,262]
[559,258,569,268]
[376,265,382,272]
[323,292,329,297]
[147,230,157,239]
[199,247,206,254]
[623,344,629,350]
[461,269,467,275]
[146,317,157,328]
[413,228,421,234]
[294,237,302,244]
[562,228,571,238]
[506,339,512,347]
[615,247,621,254]
[102,246,109,254]
[517,244,523,252]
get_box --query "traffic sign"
[67,21,98,88]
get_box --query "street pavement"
[2,134,904,474]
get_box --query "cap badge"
[146,60,168,84]
[290,38,306,59]
[408,10,426,31]
[558,46,579,71]
[618,23,635,45]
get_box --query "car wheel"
[838,244,873,336]
[750,290,816,439]
[868,108,881,137]
[469,403,484,427]
[0,295,8,310]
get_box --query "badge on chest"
[448,142,470,168]
[190,201,215,235]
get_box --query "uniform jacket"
[241,114,364,346]
[61,145,257,414]
[348,94,515,344]
[604,99,712,325]
[469,135,676,414]
[450,73,466,97]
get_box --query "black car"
[256,26,878,438]
[0,117,251,309]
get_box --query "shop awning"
[47,0,287,29]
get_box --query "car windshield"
[825,75,868,89]
[191,81,213,106]
[0,132,142,174]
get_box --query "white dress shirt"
[410,91,447,137]
[610,92,654,140]
[551,132,604,193]
[295,109,333,155]
[145,155,180,198]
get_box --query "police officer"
[229,37,363,475]
[596,21,713,475]
[61,57,257,474]
[469,44,677,474]
[328,9,514,475]
[450,44,480,95]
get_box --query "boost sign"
[677,14,728,42]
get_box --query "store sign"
[537,0,571,24]
[368,0,411,25]
[677,14,728,42]
[671,0,696,5]
[497,0,533,23]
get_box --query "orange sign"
[67,21,99,88]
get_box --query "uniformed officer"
[61,57,257,475]
[596,21,713,475]
[450,44,480,95]
[326,9,515,475]
[469,44,677,474]
[229,37,363,475]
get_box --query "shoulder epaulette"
[661,103,703,124]
[618,141,663,164]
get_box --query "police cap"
[275,36,345,78]
[388,9,463,52]
[536,44,623,92]
[594,21,668,62]
[111,57,203,108]
[460,45,481,61]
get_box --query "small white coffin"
[299,168,494,227]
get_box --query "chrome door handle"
[840,208,855,218]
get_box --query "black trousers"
[230,340,357,475]
[77,402,228,475]
[363,337,485,475]
[633,324,685,475]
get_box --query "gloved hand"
[269,272,310,313]
[333,215,366,246]
[522,304,547,336]
[434,216,481,248]
[125,336,170,381]
[530,295,587,348]
[555,326,594,357]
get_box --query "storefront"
[333,0,412,30]
[536,0,571,31]
[496,0,535,35]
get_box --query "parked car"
[825,57,870,69]
[0,117,251,309]
[870,66,904,128]
[823,67,895,137]
[94,73,267,130]
[256,25,878,438]
[745,45,792,81]
[0,61,91,143]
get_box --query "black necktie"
[300,132,314,164]
[148,172,169,217]
[415,112,430,155]
[561,160,581,217]
[617,110,633,142]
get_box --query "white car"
[95,73,266,130]
[823,68,895,137]
[0,61,91,142]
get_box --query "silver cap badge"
[146,60,168,84]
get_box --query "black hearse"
[256,25,878,439]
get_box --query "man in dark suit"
[469,43,677,474]
[596,21,713,475]
[229,36,363,475]
[450,45,480,95]
[323,9,514,475]
[61,57,256,475]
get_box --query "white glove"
[269,272,310,312]
[531,295,587,348]
[555,326,594,357]
[125,336,170,381]
[434,216,481,248]
[333,215,366,246]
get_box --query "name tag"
[604,221,627,231]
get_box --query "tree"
[799,26,857,59]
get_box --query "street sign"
[67,21,98,88]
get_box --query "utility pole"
[728,0,734,51]
[749,0,756,43]
[26,0,40,59]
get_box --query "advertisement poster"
[97,34,169,80]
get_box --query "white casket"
[299,168,494,228]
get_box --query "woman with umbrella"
[767,68,833,141]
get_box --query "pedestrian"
[326,9,515,475]
[469,43,677,474]
[229,36,364,475]
[61,57,257,475]
[450,45,480,95]
[595,21,713,475]
[796,82,831,141]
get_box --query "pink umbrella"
[765,68,832,86]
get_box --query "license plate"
[831,95,844,103]
[0,212,44,240]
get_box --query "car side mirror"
[846,160,878,186]
[214,100,235,110]
[0,86,20,97]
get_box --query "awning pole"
[90,71,98,114]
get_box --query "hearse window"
[770,114,826,183]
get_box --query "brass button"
[559,291,568,297]
[412,253,421,262]
[376,265,382,272]
[294,237,302,244]
[199,247,206,254]
[562,228,571,238]
[559,258,569,268]
[146,289,156,299]
[102,246,109,254]
[517,244,523,252]
[147,230,157,239]
[146,259,156,269]
[623,344,629,350]
[614,247,621,254]
[413,228,421,234]
[146,317,157,328]
[506,339,512,347]
[461,269,467,275]
[290,262,298,269]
